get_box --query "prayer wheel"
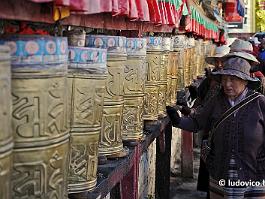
[143,37,162,122]
[198,39,205,76]
[176,51,185,90]
[201,41,208,74]
[86,35,128,157]
[170,51,178,105]
[0,45,13,199]
[159,37,171,115]
[67,47,107,192]
[187,38,197,81]
[194,40,200,78]
[1,35,70,198]
[122,38,147,141]
[166,38,174,106]
[166,51,174,106]
[190,47,196,80]
[172,35,186,102]
[185,47,191,86]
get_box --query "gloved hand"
[204,67,212,77]
[176,90,188,106]
[188,85,198,101]
[166,106,181,127]
[180,106,191,116]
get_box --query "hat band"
[223,68,250,77]
[230,49,253,54]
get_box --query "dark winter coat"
[178,89,265,182]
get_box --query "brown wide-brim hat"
[212,57,259,82]
[221,51,260,65]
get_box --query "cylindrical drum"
[86,35,127,157]
[190,47,196,80]
[184,48,190,87]
[201,41,207,75]
[172,35,186,102]
[0,45,13,199]
[195,40,201,78]
[166,52,173,106]
[1,35,70,199]
[143,37,162,121]
[198,39,205,76]
[187,38,196,81]
[159,37,171,116]
[67,47,107,192]
[122,38,147,141]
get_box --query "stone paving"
[170,148,207,199]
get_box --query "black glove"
[176,90,187,106]
[166,106,181,127]
[180,106,191,116]
[204,67,212,77]
[188,85,198,101]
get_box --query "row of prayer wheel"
[0,34,214,198]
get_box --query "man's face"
[214,58,223,70]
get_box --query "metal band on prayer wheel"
[143,37,162,121]
[86,35,127,157]
[122,38,147,141]
[67,47,107,192]
[1,35,70,199]
[0,45,13,199]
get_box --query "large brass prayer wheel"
[0,45,13,199]
[195,40,201,78]
[122,38,147,141]
[172,35,186,102]
[187,38,196,81]
[159,37,171,115]
[1,35,70,198]
[86,35,127,157]
[170,51,178,105]
[201,41,208,74]
[184,48,191,87]
[198,39,205,76]
[67,47,107,192]
[143,37,162,121]
[166,51,174,106]
[176,51,185,91]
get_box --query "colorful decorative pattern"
[0,35,68,68]
[126,38,147,56]
[68,46,107,64]
[86,35,126,55]
[172,35,187,50]
[68,46,107,74]
[145,37,163,51]
[162,37,172,51]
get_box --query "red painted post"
[120,144,140,199]
[181,130,194,178]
